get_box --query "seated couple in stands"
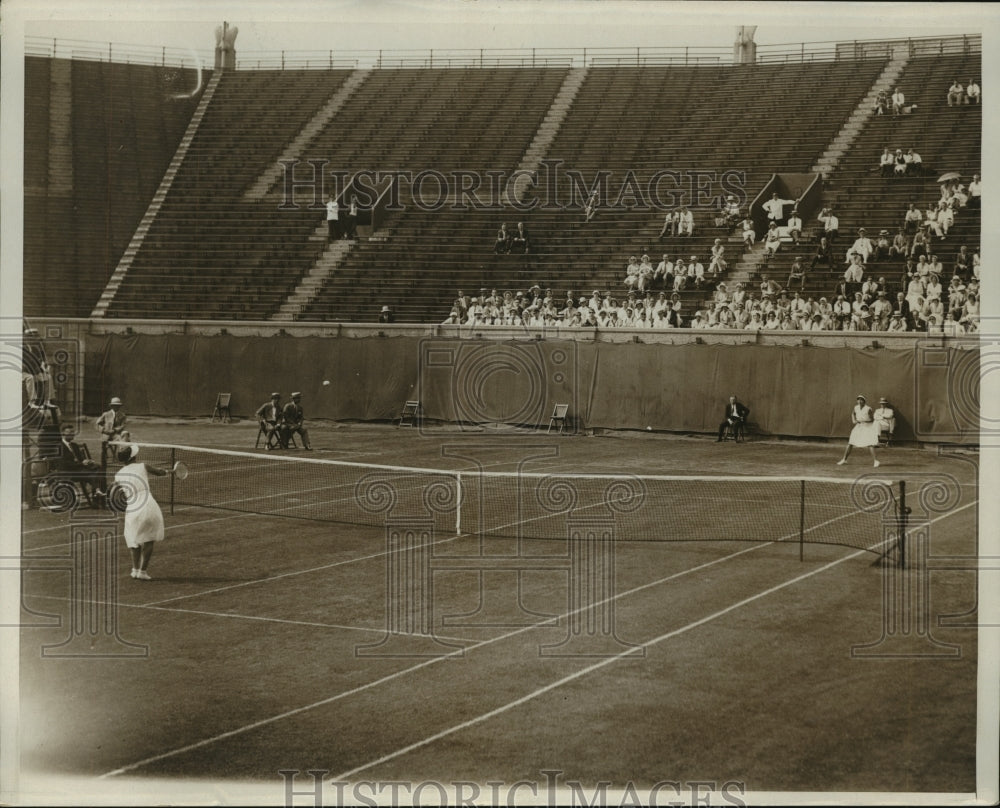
[948,79,981,107]
[494,222,530,254]
[878,147,923,176]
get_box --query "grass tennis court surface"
[18,420,979,798]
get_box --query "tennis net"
[119,443,903,558]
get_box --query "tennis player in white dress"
[114,444,169,580]
[837,394,880,467]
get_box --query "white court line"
[97,533,800,778]
[22,593,478,645]
[99,498,978,779]
[327,500,979,782]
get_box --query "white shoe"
[873,460,880,468]
[130,569,138,578]
[136,570,151,581]
[836,459,846,465]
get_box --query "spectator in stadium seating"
[942,311,963,336]
[837,395,880,467]
[925,274,943,303]
[745,310,764,330]
[961,293,979,331]
[833,295,851,329]
[708,239,727,278]
[326,195,340,241]
[894,292,912,327]
[281,392,312,451]
[891,87,906,116]
[638,254,655,292]
[968,174,981,208]
[843,255,865,298]
[442,308,462,325]
[624,256,641,291]
[672,258,688,292]
[763,222,782,258]
[879,147,895,177]
[722,194,741,228]
[56,422,104,507]
[923,204,943,239]
[905,275,925,312]
[935,202,954,239]
[905,149,923,176]
[909,227,929,260]
[847,227,875,264]
[763,193,795,225]
[511,222,530,254]
[677,206,694,237]
[717,396,750,441]
[874,397,896,444]
[947,80,965,107]
[810,236,834,271]
[966,79,981,105]
[903,203,923,234]
[378,305,395,323]
[658,209,678,239]
[872,290,893,330]
[740,215,756,247]
[759,274,781,301]
[889,228,909,260]
[953,245,971,278]
[654,254,673,290]
[785,256,808,291]
[22,327,50,408]
[893,149,908,176]
[786,209,803,246]
[887,310,908,332]
[255,392,284,450]
[818,208,839,243]
[494,224,510,254]
[688,255,706,289]
[345,196,359,240]
[873,89,889,115]
[96,396,127,472]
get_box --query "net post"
[799,479,805,561]
[170,446,176,515]
[898,479,907,568]
[455,471,462,536]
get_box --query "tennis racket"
[172,461,189,480]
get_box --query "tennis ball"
[322,380,331,386]
[646,426,652,431]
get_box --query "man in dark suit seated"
[54,422,104,506]
[717,396,750,442]
[255,392,284,449]
[280,392,312,451]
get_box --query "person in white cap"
[378,305,395,324]
[114,443,169,580]
[873,397,896,446]
[281,392,312,450]
[96,396,127,473]
[837,395,880,467]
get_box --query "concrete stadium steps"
[23,58,203,318]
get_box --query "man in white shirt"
[741,216,756,247]
[903,203,923,234]
[687,255,705,288]
[326,195,340,240]
[654,254,673,290]
[891,87,905,115]
[872,291,893,330]
[966,79,981,105]
[818,208,839,243]
[947,80,965,107]
[968,174,981,208]
[785,209,803,246]
[762,193,795,225]
[677,206,694,236]
[849,229,874,264]
[879,147,895,177]
[905,149,923,176]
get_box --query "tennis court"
[18,420,979,798]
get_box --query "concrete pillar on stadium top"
[734,25,757,64]
[215,21,239,71]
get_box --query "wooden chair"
[212,393,232,423]
[398,400,421,428]
[547,404,569,434]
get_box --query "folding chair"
[212,393,232,423]
[721,420,746,443]
[255,421,282,450]
[547,404,569,434]
[398,400,421,428]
